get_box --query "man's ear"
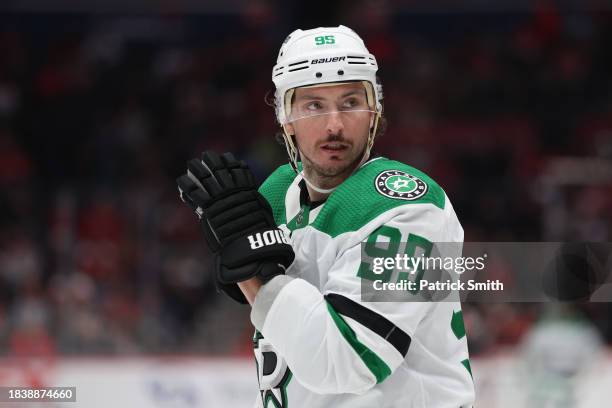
[284,123,295,136]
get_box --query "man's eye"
[343,98,362,108]
[306,102,322,111]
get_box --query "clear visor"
[282,82,377,125]
[285,107,377,125]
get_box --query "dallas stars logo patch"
[375,170,428,200]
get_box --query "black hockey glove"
[176,151,294,303]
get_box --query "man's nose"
[325,111,345,135]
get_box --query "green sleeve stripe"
[461,359,473,378]
[325,293,410,356]
[325,302,392,384]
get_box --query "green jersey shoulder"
[259,157,446,237]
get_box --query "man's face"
[286,82,373,180]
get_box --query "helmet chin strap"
[300,171,338,194]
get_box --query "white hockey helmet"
[272,25,384,174]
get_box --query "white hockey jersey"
[250,157,475,408]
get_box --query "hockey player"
[177,25,475,407]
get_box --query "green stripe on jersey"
[461,359,473,378]
[326,302,391,384]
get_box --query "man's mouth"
[320,142,349,152]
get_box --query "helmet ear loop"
[282,124,300,174]
[363,79,381,155]
[366,112,381,156]
[278,87,300,174]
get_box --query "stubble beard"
[300,143,367,190]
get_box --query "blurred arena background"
[0,0,611,406]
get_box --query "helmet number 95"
[315,35,335,45]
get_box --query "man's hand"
[176,151,294,303]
